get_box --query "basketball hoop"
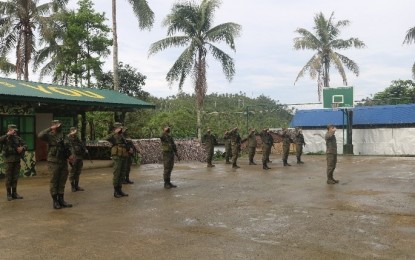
[332,103,340,111]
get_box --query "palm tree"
[112,0,154,91]
[0,0,68,81]
[403,26,415,79]
[293,12,365,100]
[149,0,241,140]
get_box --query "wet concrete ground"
[0,155,414,259]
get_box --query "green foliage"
[356,80,415,106]
[403,26,415,79]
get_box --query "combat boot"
[168,178,177,188]
[125,177,134,184]
[225,160,231,164]
[232,163,240,169]
[11,188,23,199]
[58,194,73,208]
[52,194,61,209]
[262,163,270,170]
[207,163,215,167]
[332,178,339,183]
[71,181,77,192]
[327,179,336,184]
[249,161,257,165]
[114,187,122,198]
[6,188,12,201]
[75,181,85,191]
[118,186,129,197]
[297,157,304,164]
[283,160,291,166]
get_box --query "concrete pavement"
[0,155,414,259]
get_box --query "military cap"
[113,122,123,128]
[7,124,18,131]
[70,127,77,132]
[51,120,61,125]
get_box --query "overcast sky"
[58,1,414,106]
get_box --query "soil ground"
[0,155,414,259]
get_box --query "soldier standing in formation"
[247,128,257,165]
[105,122,129,198]
[160,126,179,189]
[295,127,305,164]
[230,127,241,169]
[202,129,217,167]
[0,124,26,201]
[260,128,273,170]
[123,127,136,184]
[282,128,292,166]
[325,124,339,184]
[223,130,232,164]
[38,120,73,209]
[67,127,87,192]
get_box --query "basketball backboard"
[323,86,354,109]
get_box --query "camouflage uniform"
[160,127,178,188]
[38,120,73,209]
[202,130,217,167]
[247,130,257,165]
[260,129,272,170]
[282,130,292,166]
[230,128,241,168]
[223,131,232,164]
[325,125,339,184]
[106,122,129,198]
[0,124,27,201]
[67,127,87,192]
[295,128,305,164]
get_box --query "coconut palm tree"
[403,26,415,79]
[293,12,365,100]
[0,0,68,81]
[149,0,241,140]
[112,0,154,91]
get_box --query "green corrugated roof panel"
[0,77,155,109]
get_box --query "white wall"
[302,128,415,155]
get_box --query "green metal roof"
[0,77,155,110]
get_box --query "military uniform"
[260,129,273,170]
[223,131,232,164]
[123,138,136,184]
[282,130,292,166]
[106,122,129,198]
[160,127,178,188]
[0,124,26,201]
[67,127,87,192]
[38,120,73,209]
[230,128,241,168]
[202,130,217,167]
[247,130,257,165]
[325,125,339,184]
[295,128,305,164]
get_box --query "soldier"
[325,124,339,184]
[67,127,87,192]
[0,124,27,201]
[160,126,179,189]
[230,127,241,169]
[202,128,217,167]
[295,127,306,164]
[123,127,136,184]
[38,120,73,209]
[247,128,257,165]
[105,122,129,198]
[223,130,232,164]
[260,128,272,170]
[282,128,292,166]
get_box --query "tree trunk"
[112,0,119,91]
[196,105,202,141]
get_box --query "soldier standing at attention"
[295,127,305,164]
[247,128,257,165]
[67,127,87,192]
[0,124,26,201]
[282,128,292,166]
[202,128,217,167]
[325,124,339,184]
[230,127,241,169]
[223,130,232,164]
[160,126,179,189]
[260,128,272,170]
[123,127,135,184]
[105,122,129,198]
[38,120,73,209]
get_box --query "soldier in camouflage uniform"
[282,128,292,166]
[260,128,272,170]
[38,120,73,209]
[105,122,129,198]
[223,130,232,164]
[202,129,217,167]
[325,124,339,184]
[67,127,87,192]
[247,128,257,165]
[230,127,241,169]
[160,126,179,189]
[0,124,27,201]
[295,127,305,164]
